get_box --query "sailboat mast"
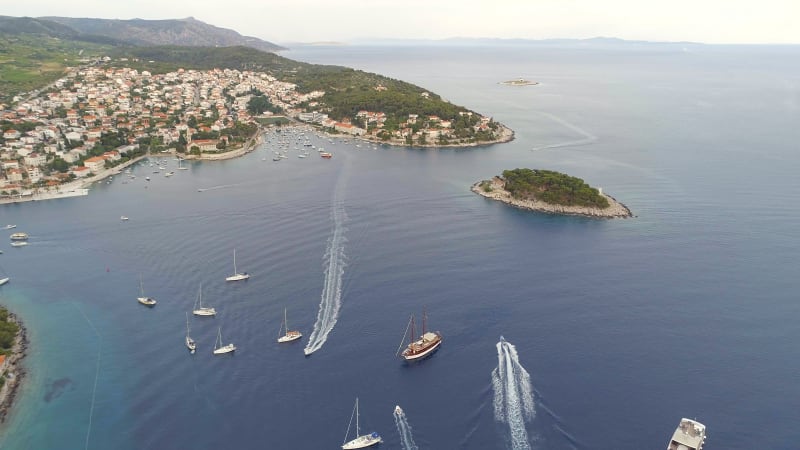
[233,249,237,273]
[284,308,288,333]
[422,308,427,337]
[355,397,360,436]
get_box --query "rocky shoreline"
[0,311,28,425]
[471,176,633,219]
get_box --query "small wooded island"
[472,168,632,218]
[500,78,539,86]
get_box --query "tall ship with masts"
[397,310,442,361]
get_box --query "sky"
[4,0,800,45]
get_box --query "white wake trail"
[304,162,349,355]
[393,406,419,450]
[531,111,597,151]
[492,337,535,450]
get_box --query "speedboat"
[10,232,28,240]
[4,225,16,230]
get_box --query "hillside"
[42,16,284,53]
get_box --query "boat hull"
[277,332,302,343]
[225,273,250,282]
[137,297,157,306]
[342,434,382,449]
[213,344,236,355]
[0,277,9,286]
[193,308,216,316]
[402,337,441,361]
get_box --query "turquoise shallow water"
[1,42,800,449]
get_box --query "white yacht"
[277,308,302,343]
[10,232,28,240]
[668,418,706,450]
[137,276,157,307]
[212,327,236,355]
[192,284,216,316]
[225,249,250,282]
[342,398,381,449]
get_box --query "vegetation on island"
[502,168,610,208]
[0,307,20,357]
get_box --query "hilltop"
[40,16,284,52]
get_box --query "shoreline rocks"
[471,176,633,219]
[0,311,28,425]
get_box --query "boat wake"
[531,111,597,151]
[196,183,239,192]
[393,405,419,450]
[304,162,349,356]
[492,337,535,450]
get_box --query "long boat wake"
[393,405,419,450]
[492,337,535,450]
[304,162,349,356]
[531,111,597,151]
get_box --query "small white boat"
[120,216,129,221]
[277,308,302,343]
[10,242,27,247]
[185,312,196,353]
[668,418,706,450]
[192,284,216,316]
[4,225,16,230]
[225,249,250,282]
[137,275,157,307]
[10,232,28,240]
[341,398,382,449]
[0,277,8,286]
[212,327,236,355]
[164,171,174,177]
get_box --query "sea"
[1,41,799,449]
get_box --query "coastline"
[182,127,264,161]
[471,176,633,219]
[0,311,28,425]
[312,122,515,149]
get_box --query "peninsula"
[472,168,632,218]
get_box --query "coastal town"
[0,59,510,201]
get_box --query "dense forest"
[502,168,610,208]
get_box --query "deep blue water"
[1,43,799,449]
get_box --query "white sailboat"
[225,248,250,281]
[277,308,302,343]
[177,158,188,170]
[185,312,196,353]
[137,275,157,306]
[192,283,216,316]
[341,398,382,449]
[212,326,236,355]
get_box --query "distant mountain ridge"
[39,16,284,52]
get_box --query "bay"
[1,42,799,449]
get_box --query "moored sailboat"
[185,312,196,353]
[398,310,442,361]
[192,283,216,316]
[137,275,157,306]
[225,248,250,281]
[341,398,382,449]
[212,326,236,355]
[277,308,302,343]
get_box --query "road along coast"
[471,176,633,219]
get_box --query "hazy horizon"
[4,0,799,46]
